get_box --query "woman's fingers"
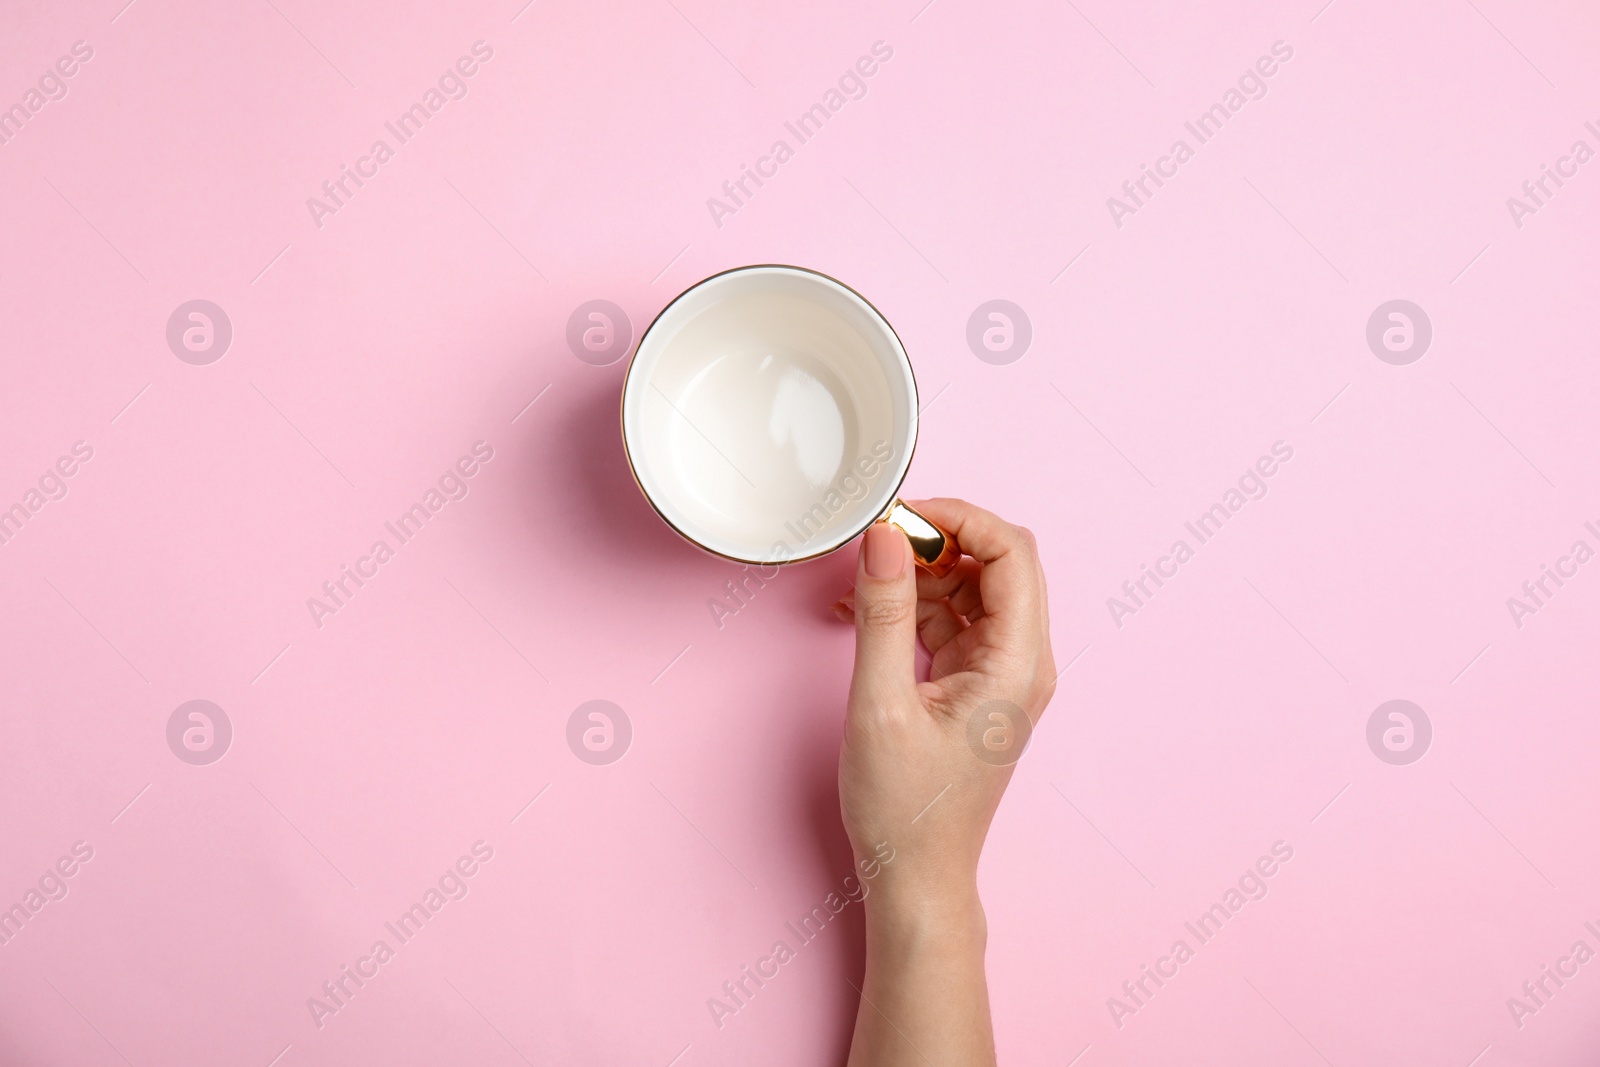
[917,557,985,620]
[916,598,968,654]
[838,556,986,627]
[834,499,1048,664]
[835,592,970,654]
[905,498,1043,633]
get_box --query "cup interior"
[621,266,917,564]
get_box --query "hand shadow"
[552,367,873,1059]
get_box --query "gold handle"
[881,498,960,577]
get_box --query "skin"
[830,498,1057,1067]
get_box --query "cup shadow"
[546,376,713,574]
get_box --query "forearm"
[846,880,994,1067]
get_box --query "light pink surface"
[2,1,1598,1064]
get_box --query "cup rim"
[618,263,922,567]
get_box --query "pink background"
[2,0,1598,1063]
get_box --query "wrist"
[865,874,987,949]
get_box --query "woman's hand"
[832,498,1056,1067]
[834,497,1056,896]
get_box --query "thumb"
[850,522,919,704]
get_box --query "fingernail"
[864,523,904,578]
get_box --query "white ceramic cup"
[620,265,957,573]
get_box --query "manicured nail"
[864,523,904,578]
